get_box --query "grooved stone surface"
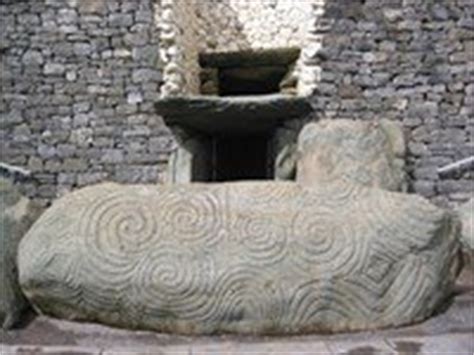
[297,119,406,191]
[1,267,473,353]
[18,181,460,335]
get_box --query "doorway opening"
[191,133,274,183]
[211,134,273,182]
[199,48,300,96]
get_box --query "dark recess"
[212,135,271,182]
[218,66,289,96]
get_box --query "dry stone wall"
[0,0,472,207]
[158,0,325,96]
[158,0,201,97]
[1,0,173,206]
[194,0,322,53]
[307,0,473,206]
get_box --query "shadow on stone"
[345,345,378,355]
[394,341,422,355]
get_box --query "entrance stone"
[18,181,460,334]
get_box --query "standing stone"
[457,199,473,251]
[297,119,406,191]
[0,178,42,329]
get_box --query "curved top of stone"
[297,119,406,191]
[155,94,312,135]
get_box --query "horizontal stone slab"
[18,182,460,335]
[199,48,301,68]
[155,94,312,135]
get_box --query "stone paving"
[1,266,473,355]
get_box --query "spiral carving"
[77,192,156,290]
[160,188,224,247]
[18,182,459,334]
[234,213,288,266]
[133,246,216,321]
[234,182,301,206]
[291,208,367,277]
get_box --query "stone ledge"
[199,48,301,68]
[155,94,312,135]
[2,333,473,355]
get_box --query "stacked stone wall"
[1,0,472,207]
[1,0,173,206]
[158,0,325,96]
[158,0,201,96]
[308,0,473,206]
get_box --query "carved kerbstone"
[18,182,460,334]
[297,119,406,191]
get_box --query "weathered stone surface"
[457,199,473,251]
[0,178,42,329]
[297,119,406,191]
[155,94,312,135]
[19,182,460,334]
[1,0,165,203]
[274,143,297,181]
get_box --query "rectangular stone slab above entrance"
[156,95,312,183]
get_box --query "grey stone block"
[413,180,436,197]
[132,69,162,84]
[22,50,44,66]
[74,42,93,56]
[57,8,78,24]
[44,63,65,75]
[61,158,88,172]
[101,149,124,164]
[18,182,461,334]
[127,91,143,104]
[108,13,133,28]
[0,178,42,329]
[457,199,473,251]
[297,119,406,191]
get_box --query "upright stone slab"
[18,182,460,334]
[297,119,406,191]
[0,178,42,329]
[457,199,473,251]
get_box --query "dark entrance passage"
[212,135,272,182]
[199,48,301,97]
[218,66,289,96]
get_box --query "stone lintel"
[155,94,312,135]
[199,47,301,68]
